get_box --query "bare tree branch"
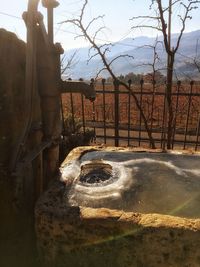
[133,0,200,148]
[61,50,79,76]
[108,54,134,67]
[85,15,105,32]
[177,39,200,75]
[131,25,163,32]
[130,15,160,20]
[95,67,108,80]
[60,0,156,148]
[174,1,200,53]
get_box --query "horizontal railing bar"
[95,134,199,145]
[95,90,200,97]
[80,121,198,136]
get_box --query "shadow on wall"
[0,29,40,267]
[0,29,26,165]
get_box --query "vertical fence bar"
[195,115,200,151]
[79,78,86,134]
[138,78,144,146]
[70,92,75,133]
[92,101,96,143]
[127,79,132,146]
[114,80,119,147]
[102,79,107,144]
[150,80,156,132]
[161,82,167,149]
[60,96,66,134]
[81,93,86,134]
[91,79,96,143]
[172,80,181,149]
[183,81,193,149]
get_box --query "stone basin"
[35,146,200,267]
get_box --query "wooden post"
[11,0,40,171]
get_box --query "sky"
[0,0,199,51]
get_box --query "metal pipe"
[11,0,40,171]
[47,7,54,44]
[22,0,61,186]
[61,80,96,102]
[42,0,60,44]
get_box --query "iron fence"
[61,79,200,151]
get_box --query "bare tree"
[139,39,164,130]
[61,0,156,148]
[131,0,200,148]
[136,38,165,82]
[61,50,79,77]
[193,39,200,73]
[175,38,200,79]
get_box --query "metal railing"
[61,79,200,151]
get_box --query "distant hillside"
[63,30,200,80]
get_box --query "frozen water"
[61,152,200,218]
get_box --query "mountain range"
[63,30,200,80]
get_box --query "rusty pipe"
[10,0,40,171]
[61,80,96,102]
[42,0,60,44]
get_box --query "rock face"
[35,146,200,267]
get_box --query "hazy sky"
[0,0,199,50]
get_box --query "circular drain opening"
[79,161,114,185]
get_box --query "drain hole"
[79,161,113,185]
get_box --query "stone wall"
[0,29,40,267]
[0,29,26,165]
[0,29,27,235]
